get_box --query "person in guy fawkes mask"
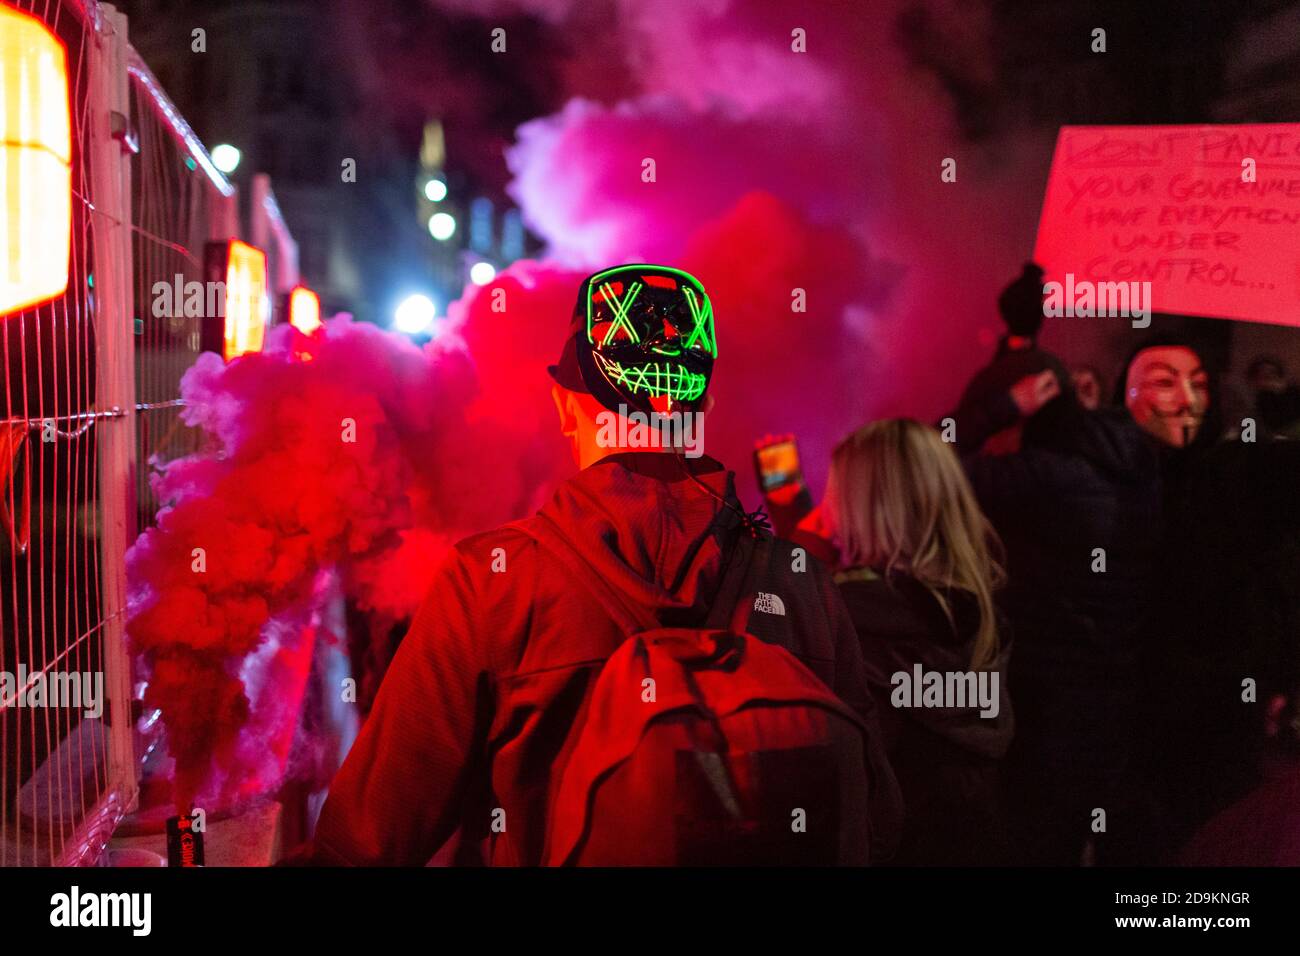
[306,265,901,867]
[1121,337,1300,853]
[945,352,1162,865]
[1116,336,1221,498]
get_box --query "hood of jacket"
[533,451,747,627]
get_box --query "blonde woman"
[813,419,1014,865]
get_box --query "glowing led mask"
[575,265,716,415]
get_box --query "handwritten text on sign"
[1033,124,1300,327]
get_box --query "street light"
[428,212,456,241]
[424,178,447,202]
[469,261,496,286]
[394,294,436,335]
[211,144,241,174]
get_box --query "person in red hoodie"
[309,265,901,866]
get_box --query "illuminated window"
[0,5,72,315]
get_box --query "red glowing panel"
[0,5,72,316]
[1034,124,1300,327]
[288,285,321,334]
[224,241,269,359]
[204,240,269,360]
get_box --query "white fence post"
[87,3,140,842]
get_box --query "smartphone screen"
[755,439,800,491]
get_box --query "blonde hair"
[822,419,1006,670]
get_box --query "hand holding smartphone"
[753,433,802,495]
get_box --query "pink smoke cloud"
[490,0,1049,483]
[508,97,872,267]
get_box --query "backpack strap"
[528,513,660,634]
[704,528,773,634]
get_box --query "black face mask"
[572,265,716,416]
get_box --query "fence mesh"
[129,56,218,530]
[1,0,109,867]
[1,0,233,866]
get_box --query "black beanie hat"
[998,262,1046,338]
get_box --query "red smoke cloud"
[127,227,878,803]
[127,317,551,807]
[678,193,892,491]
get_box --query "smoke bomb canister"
[166,813,205,867]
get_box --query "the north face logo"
[753,592,786,616]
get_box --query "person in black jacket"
[767,419,1015,865]
[1117,339,1300,853]
[1114,336,1222,510]
[948,353,1162,865]
[956,263,1056,414]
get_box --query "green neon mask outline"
[681,286,715,356]
[595,354,708,401]
[585,264,717,358]
[594,280,643,345]
[583,266,715,403]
